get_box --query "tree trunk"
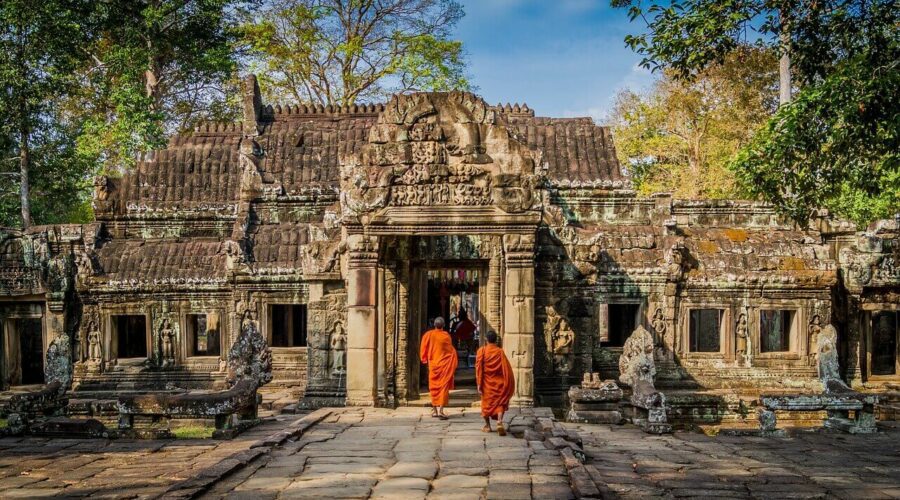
[779,52,791,105]
[19,126,32,229]
[779,13,792,105]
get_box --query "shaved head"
[434,317,445,329]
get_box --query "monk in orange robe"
[476,331,515,435]
[419,317,457,419]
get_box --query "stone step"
[404,387,481,407]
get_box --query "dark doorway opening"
[605,304,640,347]
[17,318,44,385]
[421,268,482,390]
[115,315,148,359]
[872,311,898,376]
[271,304,307,348]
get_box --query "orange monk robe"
[420,328,458,407]
[476,343,515,420]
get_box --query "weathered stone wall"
[0,83,897,407]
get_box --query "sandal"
[497,423,507,436]
[482,425,492,433]
[437,413,449,420]
[431,408,439,418]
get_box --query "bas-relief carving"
[808,314,822,364]
[651,307,667,355]
[735,313,749,366]
[330,323,346,376]
[300,239,344,275]
[544,305,575,375]
[339,92,544,221]
[158,318,176,368]
[305,294,348,391]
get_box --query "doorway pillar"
[346,234,379,406]
[503,234,536,407]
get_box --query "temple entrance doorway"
[1,305,45,387]
[411,264,488,405]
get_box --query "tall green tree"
[73,0,244,173]
[612,0,899,226]
[610,47,778,199]
[0,0,95,228]
[239,0,470,106]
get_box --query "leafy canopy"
[612,0,899,226]
[239,0,470,105]
[610,47,778,199]
[73,0,244,174]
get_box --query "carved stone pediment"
[340,92,544,222]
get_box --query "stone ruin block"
[758,325,878,434]
[566,372,624,424]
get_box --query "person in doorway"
[476,331,515,435]
[420,317,458,420]
[452,308,477,367]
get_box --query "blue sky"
[455,0,654,124]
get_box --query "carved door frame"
[403,259,491,402]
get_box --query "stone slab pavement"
[564,421,900,500]
[0,413,316,499]
[201,407,575,500]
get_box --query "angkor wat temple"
[1,76,897,423]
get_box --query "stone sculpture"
[618,325,672,434]
[227,310,273,387]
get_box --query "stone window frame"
[259,295,310,352]
[0,303,46,387]
[182,310,224,361]
[597,298,646,350]
[105,310,151,366]
[753,303,804,360]
[862,303,900,381]
[679,301,731,360]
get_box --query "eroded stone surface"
[200,407,575,499]
[568,420,900,500]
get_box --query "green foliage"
[239,0,471,105]
[71,0,243,173]
[612,0,900,226]
[610,47,778,199]
[0,0,96,228]
[732,53,900,226]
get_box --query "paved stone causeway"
[566,421,900,500]
[1,408,899,499]
[202,407,574,499]
[0,414,310,498]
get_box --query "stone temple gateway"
[0,76,898,420]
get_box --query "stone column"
[503,234,536,407]
[346,235,379,406]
